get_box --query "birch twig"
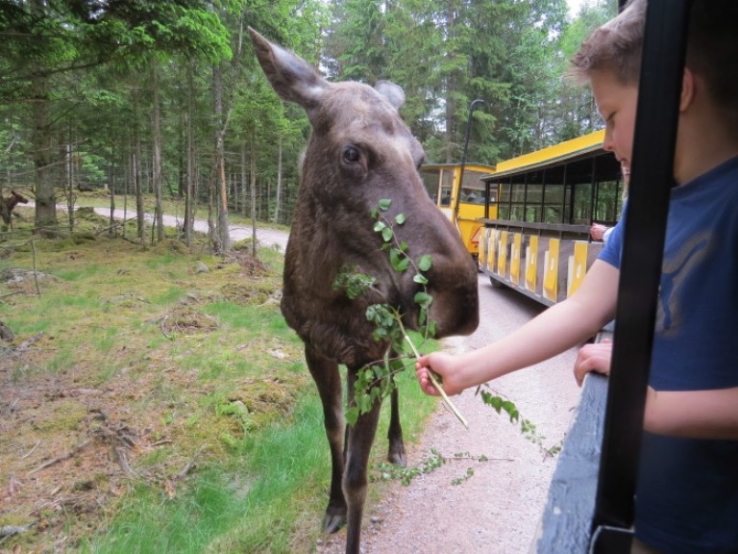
[404,334,469,429]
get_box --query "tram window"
[525,206,540,222]
[594,179,624,222]
[461,188,486,203]
[495,179,513,219]
[499,183,526,221]
[571,183,593,224]
[498,181,511,203]
[511,183,526,202]
[459,170,487,204]
[420,168,441,204]
[543,185,564,224]
[526,184,543,204]
[439,170,454,207]
[545,206,562,224]
[510,206,525,220]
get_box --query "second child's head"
[568,0,738,183]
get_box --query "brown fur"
[249,28,479,554]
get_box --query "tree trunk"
[109,143,116,238]
[443,0,460,164]
[133,141,144,243]
[273,136,283,224]
[65,134,75,233]
[207,159,217,250]
[241,143,248,218]
[250,131,257,258]
[212,64,230,253]
[152,62,164,243]
[31,72,56,230]
[123,145,129,240]
[184,61,195,248]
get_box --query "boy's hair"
[569,0,738,133]
[567,0,646,86]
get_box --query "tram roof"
[420,162,497,173]
[482,129,607,181]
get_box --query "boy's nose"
[602,128,615,152]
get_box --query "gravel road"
[100,207,290,251]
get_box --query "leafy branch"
[477,386,563,458]
[370,449,504,486]
[335,199,561,458]
[334,198,458,426]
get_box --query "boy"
[415,1,738,552]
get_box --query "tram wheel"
[490,277,506,289]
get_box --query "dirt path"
[93,207,291,252]
[317,281,583,554]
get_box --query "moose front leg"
[343,379,382,554]
[305,347,347,533]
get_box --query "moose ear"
[374,80,405,110]
[248,27,327,112]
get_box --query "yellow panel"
[510,233,522,285]
[543,238,560,303]
[525,235,539,292]
[487,229,497,272]
[497,231,508,278]
[478,229,487,270]
[567,241,589,297]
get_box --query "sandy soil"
[316,281,584,554]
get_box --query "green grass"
[82,365,435,554]
[85,395,328,554]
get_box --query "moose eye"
[342,146,361,163]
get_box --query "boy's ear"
[680,68,695,112]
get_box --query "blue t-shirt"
[599,156,738,553]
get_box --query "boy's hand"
[574,339,613,386]
[590,223,608,241]
[415,352,464,396]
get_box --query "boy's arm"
[416,260,619,396]
[645,387,738,440]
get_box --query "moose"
[249,29,480,554]
[0,190,29,230]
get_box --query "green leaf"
[346,407,359,426]
[394,213,406,225]
[378,199,392,211]
[390,249,410,272]
[413,273,429,285]
[413,291,433,307]
[381,227,394,242]
[374,221,387,233]
[418,254,433,272]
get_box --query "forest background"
[1,0,617,247]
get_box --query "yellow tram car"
[419,162,498,260]
[478,129,626,305]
